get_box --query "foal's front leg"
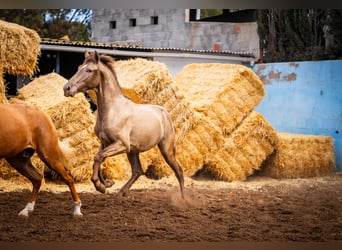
[91,141,127,193]
[97,145,115,188]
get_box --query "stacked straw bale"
[116,58,174,103]
[0,20,41,181]
[0,73,128,182]
[0,20,40,76]
[173,63,265,136]
[195,112,278,181]
[0,20,40,105]
[260,132,335,178]
[115,62,267,179]
[86,59,192,178]
[87,58,174,105]
[0,72,7,104]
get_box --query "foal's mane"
[86,53,121,88]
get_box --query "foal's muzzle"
[63,82,74,97]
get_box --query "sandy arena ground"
[0,173,341,242]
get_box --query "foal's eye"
[86,69,92,73]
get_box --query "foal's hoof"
[118,189,128,197]
[93,180,106,194]
[104,179,115,188]
[96,184,106,194]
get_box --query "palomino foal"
[63,51,184,197]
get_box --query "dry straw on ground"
[0,20,40,76]
[260,132,335,178]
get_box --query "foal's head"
[64,51,116,97]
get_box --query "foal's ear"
[85,50,90,58]
[94,50,99,62]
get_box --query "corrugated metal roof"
[40,38,255,58]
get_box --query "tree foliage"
[257,9,342,62]
[0,9,91,41]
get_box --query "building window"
[129,18,136,27]
[151,16,158,25]
[110,21,116,29]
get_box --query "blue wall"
[253,60,342,171]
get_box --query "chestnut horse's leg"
[41,156,83,216]
[118,152,144,196]
[36,139,82,216]
[6,150,42,217]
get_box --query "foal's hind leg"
[6,150,43,217]
[118,152,144,196]
[158,141,185,198]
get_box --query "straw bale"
[0,70,8,104]
[2,72,128,182]
[195,112,278,181]
[62,126,129,181]
[138,64,266,179]
[140,111,226,179]
[260,132,335,178]
[9,73,95,139]
[116,62,266,179]
[0,20,40,76]
[149,84,196,142]
[174,63,265,136]
[115,58,174,103]
[85,58,174,105]
[0,159,28,182]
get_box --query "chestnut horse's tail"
[44,139,75,181]
[58,139,75,170]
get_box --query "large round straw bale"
[260,132,336,178]
[0,20,40,76]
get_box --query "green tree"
[0,9,91,41]
[257,9,342,62]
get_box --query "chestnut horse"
[63,51,184,197]
[0,103,82,217]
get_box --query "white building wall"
[91,9,260,60]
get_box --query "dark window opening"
[151,16,158,25]
[129,18,136,27]
[189,9,256,23]
[110,21,116,29]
